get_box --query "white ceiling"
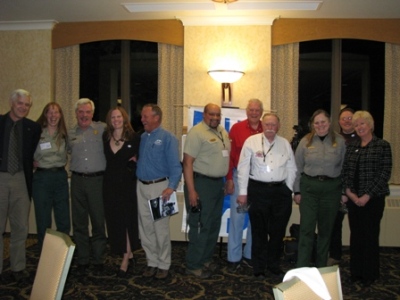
[0,0,400,24]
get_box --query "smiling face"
[45,105,61,129]
[141,106,160,133]
[353,117,373,140]
[312,113,331,136]
[9,95,31,121]
[339,110,354,134]
[203,104,221,129]
[246,101,263,126]
[111,109,124,130]
[76,103,94,130]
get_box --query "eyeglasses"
[341,117,352,121]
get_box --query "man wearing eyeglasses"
[237,113,297,279]
[327,107,360,266]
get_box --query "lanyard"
[212,130,225,149]
[262,135,274,163]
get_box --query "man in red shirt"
[226,99,263,272]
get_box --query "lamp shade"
[208,70,244,83]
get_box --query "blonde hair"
[305,109,336,147]
[352,110,374,132]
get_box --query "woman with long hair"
[102,106,141,277]
[32,102,70,249]
[293,109,346,268]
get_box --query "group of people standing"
[0,90,182,282]
[293,108,392,288]
[0,89,392,289]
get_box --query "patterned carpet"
[1,234,400,299]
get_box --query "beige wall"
[183,25,271,124]
[0,29,52,120]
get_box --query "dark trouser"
[184,175,224,270]
[329,210,345,260]
[32,169,70,247]
[71,174,107,265]
[297,176,341,268]
[247,179,292,274]
[348,196,384,281]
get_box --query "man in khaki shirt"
[183,103,230,278]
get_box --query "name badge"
[222,150,229,157]
[40,142,51,150]
[260,165,271,173]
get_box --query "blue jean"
[227,169,252,263]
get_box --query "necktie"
[8,122,20,175]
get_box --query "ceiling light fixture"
[212,0,238,3]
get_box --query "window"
[298,39,384,137]
[80,40,158,132]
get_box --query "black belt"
[304,173,335,181]
[249,178,285,187]
[36,167,65,172]
[72,171,104,178]
[139,177,167,185]
[193,172,223,181]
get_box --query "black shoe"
[77,264,89,275]
[117,267,129,278]
[12,269,29,282]
[254,272,266,279]
[92,264,104,275]
[227,261,241,273]
[242,257,253,268]
[129,257,136,268]
[351,276,362,283]
[267,266,285,278]
[361,279,375,287]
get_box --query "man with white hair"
[0,89,41,282]
[68,98,107,275]
[237,113,297,279]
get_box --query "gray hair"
[74,98,95,112]
[10,89,31,104]
[247,98,264,111]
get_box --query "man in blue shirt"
[136,104,182,280]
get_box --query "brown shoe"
[185,268,212,279]
[143,266,157,277]
[155,268,169,279]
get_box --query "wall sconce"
[207,70,244,107]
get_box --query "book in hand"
[148,192,179,221]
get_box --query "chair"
[30,229,75,300]
[273,265,343,300]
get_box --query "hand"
[225,180,234,195]
[129,155,137,162]
[33,160,39,168]
[161,188,174,201]
[237,195,247,206]
[293,194,301,205]
[188,190,200,207]
[341,194,348,203]
[356,194,370,207]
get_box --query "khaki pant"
[0,171,30,273]
[137,180,171,270]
